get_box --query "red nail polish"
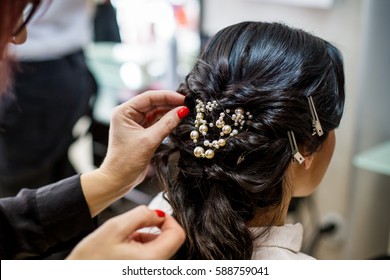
[146,113,153,123]
[177,106,190,119]
[155,209,166,217]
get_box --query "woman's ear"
[303,154,314,170]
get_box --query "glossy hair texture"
[0,0,31,95]
[154,21,345,259]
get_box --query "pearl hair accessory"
[190,99,253,159]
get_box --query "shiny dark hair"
[153,21,345,259]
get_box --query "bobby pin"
[287,130,305,164]
[308,96,324,137]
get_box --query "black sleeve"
[0,175,96,259]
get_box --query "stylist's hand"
[66,206,186,260]
[99,90,187,190]
[80,90,188,216]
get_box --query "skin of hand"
[80,90,188,217]
[66,206,186,260]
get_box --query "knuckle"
[136,205,152,217]
[165,116,177,133]
[103,218,121,231]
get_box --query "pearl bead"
[205,149,215,159]
[218,138,226,147]
[222,125,232,134]
[216,120,224,128]
[196,113,204,119]
[199,125,208,134]
[194,146,204,158]
[190,130,199,140]
[204,140,210,146]
[235,108,244,116]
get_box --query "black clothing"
[0,50,97,196]
[0,175,95,259]
[94,2,121,42]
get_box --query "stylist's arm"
[80,90,188,217]
[66,206,184,260]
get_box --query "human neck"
[246,196,292,227]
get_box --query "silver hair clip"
[308,96,323,137]
[190,99,252,159]
[237,154,245,165]
[287,131,305,164]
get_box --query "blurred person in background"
[94,0,121,42]
[0,0,97,196]
[0,0,187,259]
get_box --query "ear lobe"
[303,155,314,170]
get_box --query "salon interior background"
[72,0,390,260]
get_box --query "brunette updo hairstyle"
[154,21,345,259]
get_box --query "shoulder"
[251,223,315,260]
[252,246,315,260]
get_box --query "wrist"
[80,169,129,217]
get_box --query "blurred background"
[8,0,390,260]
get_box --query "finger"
[145,108,171,127]
[140,214,186,259]
[128,232,160,243]
[108,206,166,239]
[146,106,187,143]
[116,91,185,126]
[122,90,185,114]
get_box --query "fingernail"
[177,106,189,119]
[155,209,166,217]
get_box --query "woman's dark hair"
[153,21,345,259]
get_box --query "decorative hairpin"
[287,130,305,164]
[190,99,252,159]
[308,96,323,137]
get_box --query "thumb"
[147,106,189,143]
[110,206,165,238]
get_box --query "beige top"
[251,223,314,260]
[148,192,315,260]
